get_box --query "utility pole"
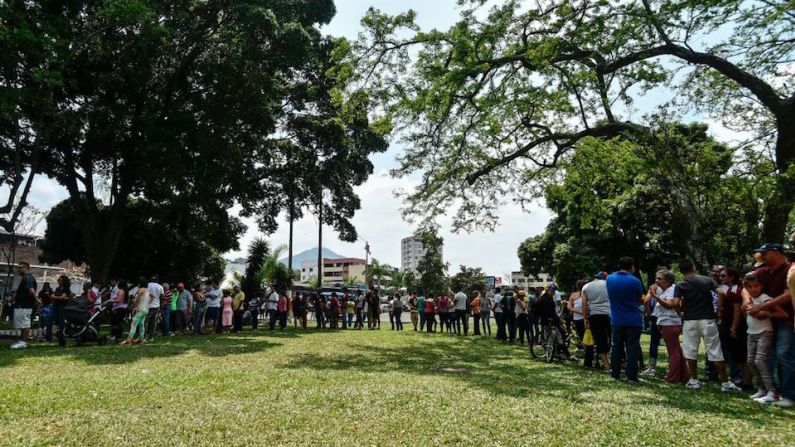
[317,200,323,293]
[364,241,370,291]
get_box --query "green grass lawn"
[1,326,792,446]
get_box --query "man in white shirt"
[493,289,506,341]
[145,276,164,340]
[266,287,279,330]
[453,289,469,336]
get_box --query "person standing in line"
[231,285,245,333]
[493,289,506,341]
[160,283,174,337]
[674,260,741,392]
[341,291,349,329]
[144,276,163,341]
[192,286,206,335]
[221,290,233,333]
[293,292,307,329]
[743,273,787,403]
[437,294,450,334]
[424,295,436,333]
[480,291,492,336]
[515,290,530,345]
[393,292,404,331]
[505,291,517,343]
[109,280,128,343]
[121,279,151,346]
[453,288,468,336]
[743,242,794,408]
[248,293,261,331]
[567,281,586,350]
[267,287,280,330]
[354,290,365,329]
[174,283,193,335]
[417,293,426,332]
[648,270,688,383]
[471,292,482,336]
[369,291,381,330]
[582,272,611,371]
[408,293,419,331]
[605,257,645,383]
[720,267,752,388]
[10,262,38,349]
[48,275,72,347]
[329,292,340,329]
[204,286,221,335]
[315,294,326,329]
[346,294,355,328]
[278,292,288,329]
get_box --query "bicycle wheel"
[529,330,546,360]
[545,330,559,363]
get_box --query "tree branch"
[465,121,649,184]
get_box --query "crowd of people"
[4,238,795,409]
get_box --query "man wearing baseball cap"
[743,242,794,408]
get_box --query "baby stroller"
[63,295,109,345]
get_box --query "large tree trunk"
[77,208,125,284]
[761,116,795,243]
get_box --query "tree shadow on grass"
[0,332,281,368]
[277,335,787,426]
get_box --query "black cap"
[753,242,786,253]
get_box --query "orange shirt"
[471,297,481,315]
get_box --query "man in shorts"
[11,262,38,349]
[674,260,741,391]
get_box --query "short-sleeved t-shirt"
[755,262,793,320]
[606,271,643,326]
[674,275,719,321]
[582,279,610,316]
[15,273,37,309]
[721,284,743,325]
[454,292,467,311]
[492,294,503,313]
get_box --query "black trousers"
[454,309,468,335]
[495,312,507,340]
[506,312,517,341]
[233,310,244,332]
[517,313,530,343]
[473,314,481,335]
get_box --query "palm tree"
[366,258,390,291]
[390,270,406,291]
[258,244,292,293]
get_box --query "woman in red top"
[278,293,288,329]
[721,267,752,389]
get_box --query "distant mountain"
[279,247,345,269]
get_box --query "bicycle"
[530,322,578,363]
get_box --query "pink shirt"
[278,296,287,312]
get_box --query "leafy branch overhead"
[352,0,795,241]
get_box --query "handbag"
[582,328,594,347]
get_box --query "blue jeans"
[775,320,795,400]
[161,307,172,336]
[268,309,278,330]
[342,310,348,329]
[45,303,66,345]
[481,310,491,335]
[347,311,354,327]
[419,310,426,329]
[611,325,641,381]
[648,316,662,365]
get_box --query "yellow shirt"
[233,292,245,310]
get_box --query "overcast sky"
[16,1,746,279]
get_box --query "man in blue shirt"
[606,257,644,382]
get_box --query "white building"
[511,271,555,292]
[401,235,443,274]
[299,259,318,283]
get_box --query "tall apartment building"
[299,258,366,285]
[401,235,442,274]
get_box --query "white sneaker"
[754,391,779,404]
[686,379,702,389]
[773,398,795,408]
[641,367,657,377]
[750,389,767,399]
[721,381,742,392]
[10,341,28,349]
